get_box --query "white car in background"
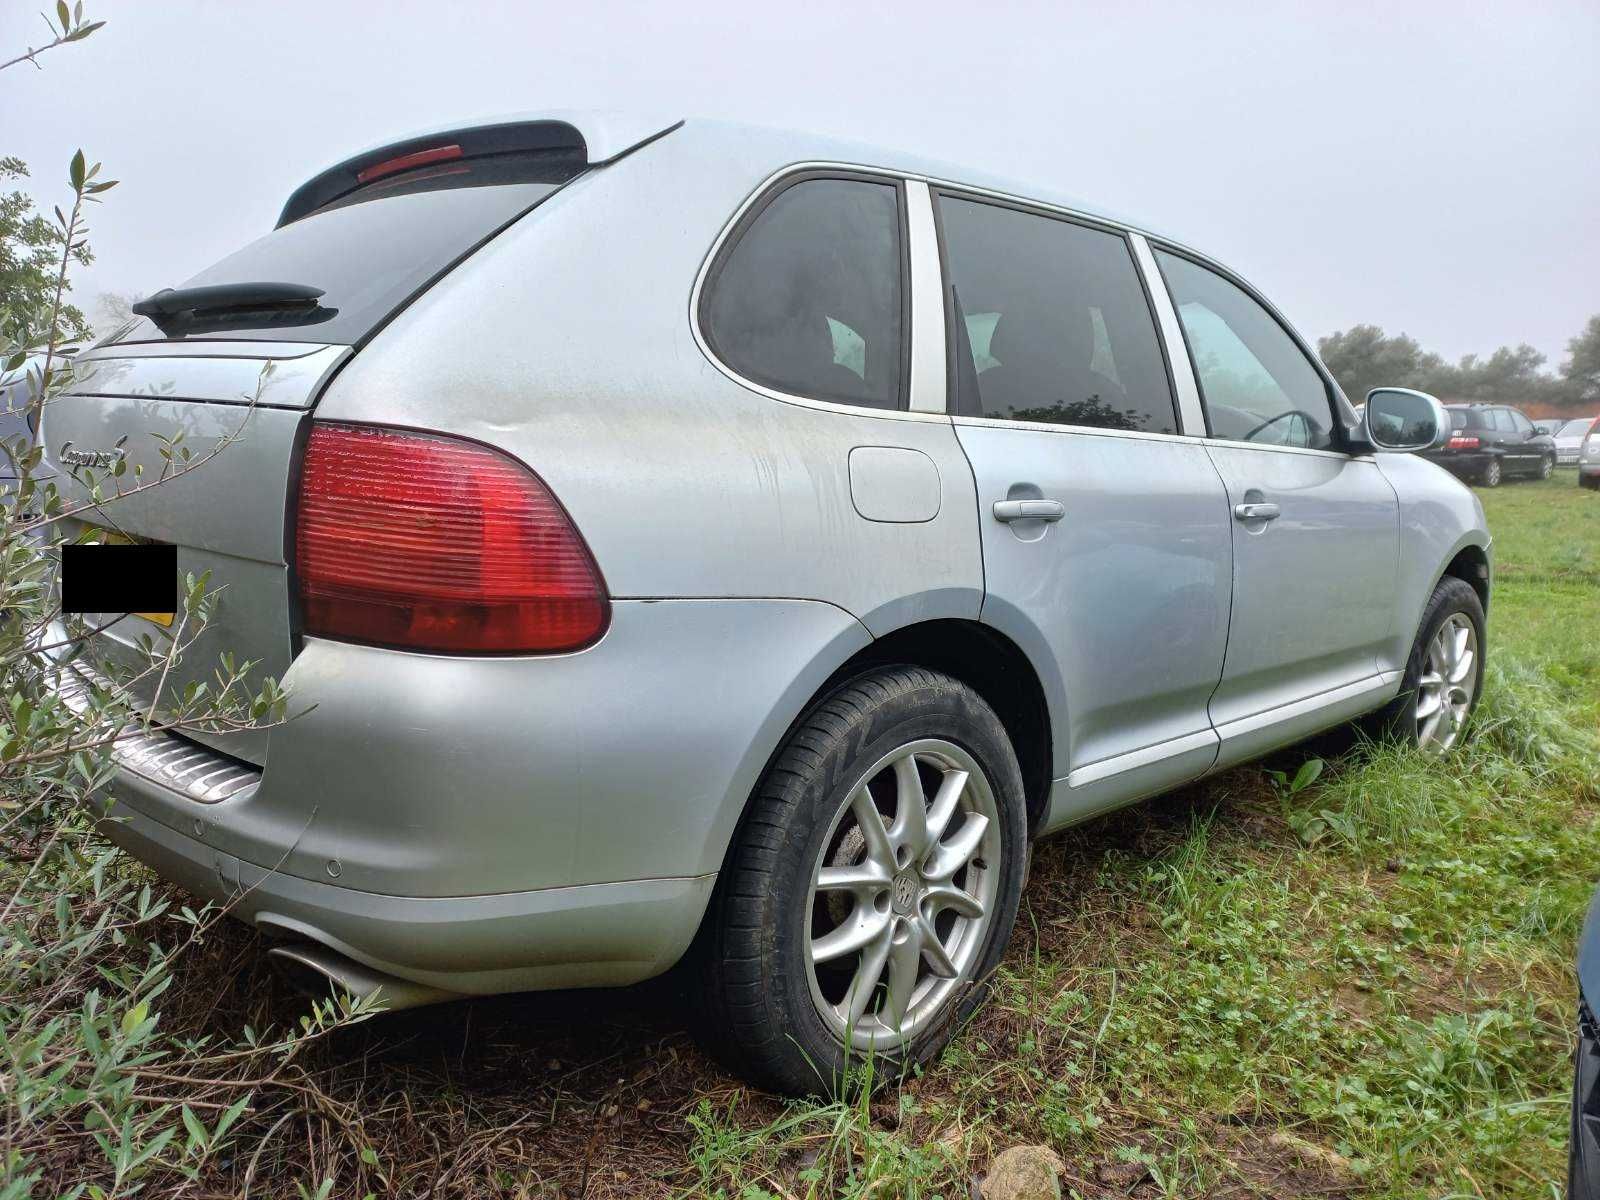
[1554,416,1600,467]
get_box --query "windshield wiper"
[132,282,333,337]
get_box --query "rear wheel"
[1481,458,1502,487]
[1363,576,1485,754]
[697,666,1028,1096]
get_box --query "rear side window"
[117,151,583,345]
[701,177,904,410]
[1449,410,1469,431]
[937,195,1177,433]
[1156,250,1335,450]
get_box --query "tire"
[1571,1005,1600,1199]
[1481,458,1502,487]
[696,666,1028,1096]
[1584,474,1600,491]
[1539,454,1555,480]
[1363,575,1485,754]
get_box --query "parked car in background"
[1534,417,1563,436]
[1555,416,1600,467]
[1422,403,1557,486]
[1579,418,1600,490]
[38,112,1494,1095]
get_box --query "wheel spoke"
[1450,648,1475,686]
[878,925,923,1034]
[1451,623,1470,672]
[838,924,892,1027]
[1419,707,1445,748]
[816,861,889,896]
[924,769,969,848]
[917,915,958,978]
[813,908,889,965]
[851,787,895,873]
[925,813,990,882]
[923,882,984,919]
[890,755,928,858]
[1415,688,1442,720]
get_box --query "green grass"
[684,477,1600,1200]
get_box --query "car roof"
[291,108,1188,248]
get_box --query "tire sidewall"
[756,673,1027,1090]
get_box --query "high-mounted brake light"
[295,424,608,654]
[355,143,463,185]
[1447,434,1480,450]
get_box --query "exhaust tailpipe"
[268,942,463,1013]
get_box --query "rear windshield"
[116,153,582,345]
[1448,409,1469,430]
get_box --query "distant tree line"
[1318,315,1600,411]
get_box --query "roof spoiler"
[277,112,682,228]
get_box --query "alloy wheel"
[1483,460,1501,487]
[1415,613,1478,754]
[1540,455,1554,479]
[804,739,1000,1051]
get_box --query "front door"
[936,193,1233,826]
[1152,248,1400,763]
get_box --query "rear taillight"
[1447,435,1480,450]
[295,424,608,654]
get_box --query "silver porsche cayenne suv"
[44,111,1491,1095]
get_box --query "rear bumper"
[67,597,872,992]
[97,793,713,994]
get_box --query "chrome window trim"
[692,159,1358,444]
[689,161,950,425]
[903,180,947,414]
[1129,233,1206,436]
[948,412,1205,447]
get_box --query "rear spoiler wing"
[278,111,682,227]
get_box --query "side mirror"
[1362,387,1448,452]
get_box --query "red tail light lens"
[296,424,608,654]
[1447,435,1480,450]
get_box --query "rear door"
[939,194,1232,825]
[1149,247,1400,766]
[43,141,585,763]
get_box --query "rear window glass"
[1448,409,1469,430]
[115,153,582,345]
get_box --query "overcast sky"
[4,0,1596,366]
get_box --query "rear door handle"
[993,499,1065,523]
[1233,502,1281,522]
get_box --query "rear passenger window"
[701,177,904,409]
[1155,250,1335,450]
[937,196,1177,433]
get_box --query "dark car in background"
[1422,403,1557,487]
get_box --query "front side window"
[701,177,903,409]
[937,195,1177,433]
[1155,250,1335,450]
[1509,409,1534,434]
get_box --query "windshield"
[1561,418,1597,436]
[113,153,582,345]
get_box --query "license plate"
[66,528,177,626]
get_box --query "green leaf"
[69,149,86,191]
[57,0,71,32]
[1290,757,1324,794]
[180,1104,207,1153]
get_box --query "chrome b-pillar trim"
[904,180,948,414]
[1130,232,1207,436]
